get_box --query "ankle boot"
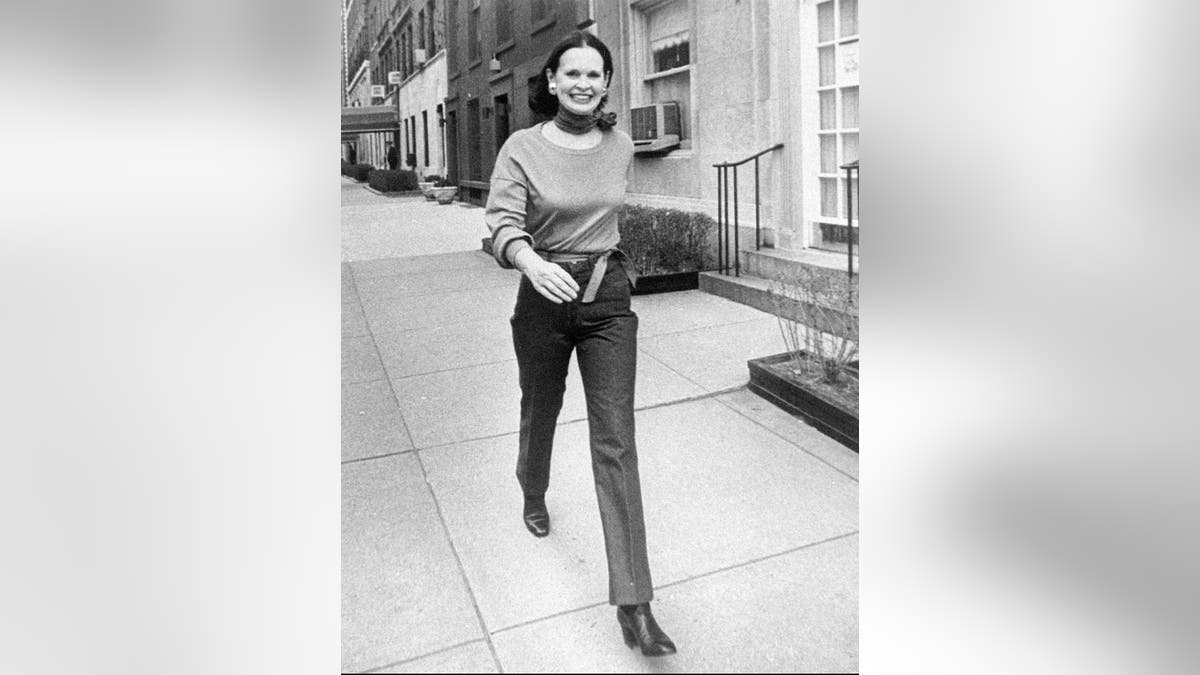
[523,495,549,537]
[617,603,676,656]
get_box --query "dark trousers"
[510,259,654,606]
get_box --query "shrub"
[344,163,373,182]
[617,204,717,275]
[368,169,419,192]
[768,265,858,391]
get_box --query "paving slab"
[419,425,615,631]
[609,398,858,584]
[342,455,484,673]
[342,201,488,261]
[343,298,370,338]
[373,317,515,380]
[355,264,518,300]
[392,350,707,450]
[715,388,858,480]
[342,381,413,462]
[491,534,858,673]
[640,317,786,393]
[343,336,386,385]
[391,359,523,449]
[419,397,858,631]
[349,250,498,280]
[360,285,518,335]
[364,640,498,674]
[631,290,773,337]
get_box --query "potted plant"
[418,174,441,200]
[616,205,717,294]
[431,177,458,205]
[748,266,859,450]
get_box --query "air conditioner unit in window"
[629,102,681,154]
[414,49,427,65]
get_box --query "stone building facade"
[428,0,860,252]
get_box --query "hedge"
[617,205,718,275]
[343,163,374,182]
[368,169,420,192]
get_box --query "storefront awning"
[341,105,401,136]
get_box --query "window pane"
[651,31,690,71]
[848,176,860,221]
[648,0,689,41]
[820,134,837,173]
[842,132,858,164]
[648,1,690,73]
[819,46,835,87]
[820,177,839,218]
[818,2,834,42]
[841,86,858,128]
[840,0,858,37]
[820,90,836,129]
[496,0,511,43]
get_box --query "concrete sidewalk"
[341,178,859,673]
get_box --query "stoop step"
[700,246,858,339]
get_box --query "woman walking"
[483,30,676,657]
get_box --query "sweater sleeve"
[484,139,535,269]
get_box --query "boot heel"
[620,624,637,648]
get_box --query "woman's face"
[547,46,608,116]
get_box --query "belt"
[537,249,638,303]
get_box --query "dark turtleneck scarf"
[553,105,618,135]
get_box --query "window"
[648,1,689,73]
[815,0,858,225]
[409,115,418,167]
[446,108,459,181]
[422,110,430,166]
[407,23,414,73]
[466,98,482,180]
[630,0,693,144]
[427,1,438,54]
[447,0,458,71]
[401,29,409,77]
[496,0,512,45]
[531,0,548,22]
[468,6,480,63]
[418,10,425,51]
[494,94,510,151]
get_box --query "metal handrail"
[713,143,784,169]
[713,143,784,276]
[841,159,859,281]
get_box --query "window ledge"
[468,57,482,71]
[495,39,516,55]
[643,65,692,82]
[489,68,513,84]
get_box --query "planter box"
[631,270,699,295]
[364,187,424,198]
[431,186,458,204]
[747,352,859,451]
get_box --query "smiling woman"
[482,30,679,659]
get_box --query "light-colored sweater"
[484,123,634,268]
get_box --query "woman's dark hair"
[528,30,615,117]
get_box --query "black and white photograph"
[341,0,858,672]
[7,1,1200,674]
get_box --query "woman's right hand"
[513,248,579,304]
